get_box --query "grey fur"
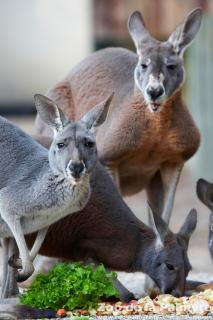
[128,8,202,112]
[0,93,112,289]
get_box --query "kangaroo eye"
[167,64,176,70]
[166,263,175,271]
[141,63,148,70]
[57,142,65,149]
[84,140,94,148]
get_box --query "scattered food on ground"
[65,290,213,317]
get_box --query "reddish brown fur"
[36,48,200,201]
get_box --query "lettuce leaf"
[20,262,119,311]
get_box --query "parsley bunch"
[20,262,119,311]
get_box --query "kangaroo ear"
[197,178,213,210]
[148,203,170,248]
[34,94,69,133]
[167,8,202,56]
[128,11,155,51]
[81,93,113,130]
[178,209,197,248]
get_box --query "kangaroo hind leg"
[9,227,48,269]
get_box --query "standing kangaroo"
[36,8,202,225]
[0,93,112,294]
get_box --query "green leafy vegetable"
[20,262,119,311]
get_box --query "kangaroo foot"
[186,280,205,291]
[15,263,34,283]
[197,282,213,291]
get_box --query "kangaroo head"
[196,178,213,261]
[138,207,197,296]
[128,8,202,112]
[34,93,113,182]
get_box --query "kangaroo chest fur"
[22,175,90,233]
[107,94,200,180]
[0,174,90,236]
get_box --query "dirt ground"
[1,116,212,297]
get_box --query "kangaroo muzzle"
[66,160,86,181]
[147,86,164,101]
[145,74,165,112]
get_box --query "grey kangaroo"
[36,8,202,226]
[0,92,112,291]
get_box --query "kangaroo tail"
[0,305,56,319]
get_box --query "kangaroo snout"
[170,288,182,298]
[161,285,183,298]
[68,160,86,180]
[147,86,164,101]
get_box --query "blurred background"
[0,0,212,287]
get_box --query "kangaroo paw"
[121,291,136,302]
[15,264,34,283]
[8,255,22,269]
[197,282,213,291]
[16,271,32,283]
[185,279,205,291]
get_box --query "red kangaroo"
[36,8,202,225]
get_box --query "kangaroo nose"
[147,86,164,100]
[161,286,182,297]
[69,161,85,179]
[171,289,182,298]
